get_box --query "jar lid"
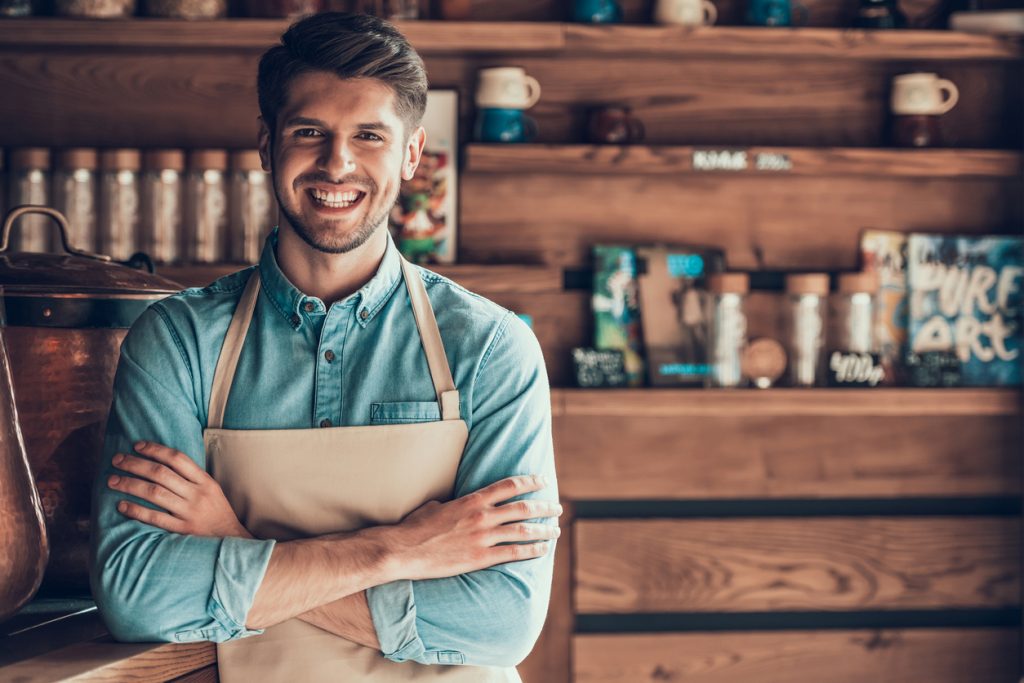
[100,149,142,171]
[785,273,830,296]
[55,148,99,171]
[9,148,51,171]
[189,149,229,171]
[707,272,750,294]
[838,271,879,294]
[230,150,265,171]
[144,149,186,171]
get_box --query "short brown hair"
[257,12,428,139]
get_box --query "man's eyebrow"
[356,121,394,135]
[282,116,325,128]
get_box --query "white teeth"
[310,188,362,207]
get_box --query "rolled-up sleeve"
[367,311,558,667]
[90,304,276,643]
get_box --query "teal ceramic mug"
[474,108,539,143]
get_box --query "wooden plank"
[169,663,218,682]
[572,629,1020,683]
[555,388,1023,417]
[574,518,1020,613]
[0,638,215,682]
[564,25,1024,60]
[555,411,1021,499]
[460,174,1021,269]
[157,263,564,294]
[519,501,574,683]
[0,19,565,53]
[465,145,1024,178]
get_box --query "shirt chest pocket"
[369,401,441,424]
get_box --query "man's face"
[259,71,425,254]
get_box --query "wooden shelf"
[0,18,564,52]
[465,145,1024,178]
[564,24,1024,60]
[0,19,1018,60]
[550,387,1022,417]
[157,262,564,293]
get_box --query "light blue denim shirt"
[89,228,557,667]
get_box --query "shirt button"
[289,313,301,326]
[324,350,335,362]
[303,301,315,313]
[319,418,332,428]
[359,308,369,321]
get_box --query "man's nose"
[319,139,357,178]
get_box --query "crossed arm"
[105,441,559,647]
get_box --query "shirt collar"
[258,227,405,330]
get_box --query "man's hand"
[377,474,561,583]
[107,441,252,539]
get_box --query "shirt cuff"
[367,579,426,663]
[209,536,277,639]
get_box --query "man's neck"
[275,223,388,304]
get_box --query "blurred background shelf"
[465,144,1024,177]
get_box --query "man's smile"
[306,187,368,212]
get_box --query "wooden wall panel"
[574,518,1020,613]
[555,412,1021,498]
[1,51,1018,149]
[460,174,1020,269]
[572,630,1020,683]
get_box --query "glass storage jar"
[705,272,749,388]
[783,273,829,387]
[186,149,229,264]
[52,149,99,254]
[141,149,185,265]
[7,148,52,253]
[99,149,142,261]
[229,150,276,264]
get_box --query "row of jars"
[0,0,418,20]
[706,270,879,388]
[3,147,276,265]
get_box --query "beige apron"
[205,259,520,682]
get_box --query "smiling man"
[90,13,559,683]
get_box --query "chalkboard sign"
[572,348,628,388]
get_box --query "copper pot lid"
[1,206,182,328]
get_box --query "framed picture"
[389,89,459,265]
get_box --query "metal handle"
[0,206,111,262]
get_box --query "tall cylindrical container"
[186,150,229,264]
[229,150,276,264]
[141,149,186,265]
[831,272,879,354]
[784,273,829,387]
[7,148,51,253]
[706,272,749,388]
[52,149,99,253]
[99,149,142,261]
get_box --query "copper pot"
[0,206,181,595]
[0,299,48,622]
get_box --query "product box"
[906,234,1023,386]
[592,245,645,386]
[860,229,909,385]
[635,244,724,386]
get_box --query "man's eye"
[295,129,322,138]
[357,132,383,142]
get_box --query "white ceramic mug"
[475,67,542,110]
[654,0,717,25]
[891,72,959,116]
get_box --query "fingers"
[470,475,551,507]
[483,538,555,566]
[115,499,187,534]
[132,441,206,485]
[111,452,192,499]
[486,522,561,546]
[491,499,563,525]
[108,470,186,515]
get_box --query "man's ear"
[402,126,427,181]
[257,117,272,173]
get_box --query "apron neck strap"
[207,260,462,429]
[208,269,261,430]
[398,258,460,421]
